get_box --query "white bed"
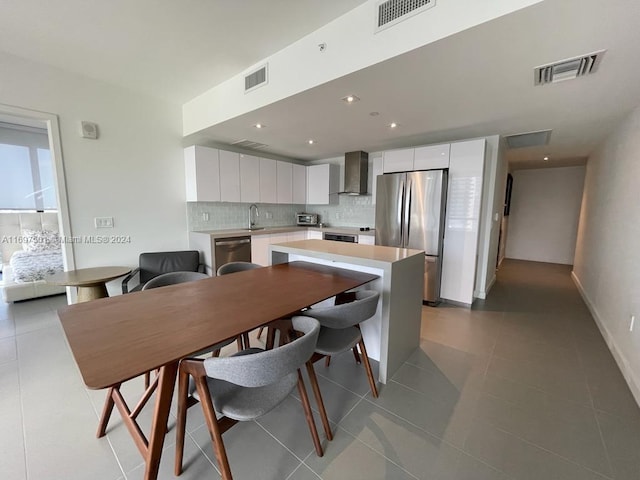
[0,212,66,302]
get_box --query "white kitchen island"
[270,239,424,384]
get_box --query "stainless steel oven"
[323,232,358,243]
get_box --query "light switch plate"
[94,217,114,228]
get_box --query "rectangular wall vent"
[534,50,606,86]
[244,64,268,93]
[231,139,269,150]
[375,0,436,32]
[505,130,552,149]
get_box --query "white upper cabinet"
[414,143,450,170]
[218,150,241,202]
[276,161,293,204]
[239,154,260,203]
[383,148,414,173]
[307,164,339,205]
[184,146,221,202]
[292,164,306,204]
[259,158,277,203]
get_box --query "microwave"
[296,213,319,226]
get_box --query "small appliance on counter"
[296,213,319,226]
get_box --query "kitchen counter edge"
[191,226,375,239]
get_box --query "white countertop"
[270,239,423,266]
[192,226,375,239]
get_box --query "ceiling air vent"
[231,139,269,150]
[375,0,436,32]
[244,64,268,93]
[534,50,606,86]
[505,130,552,149]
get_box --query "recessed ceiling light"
[308,139,315,145]
[543,156,549,161]
[341,95,360,104]
[254,123,265,129]
[390,122,398,128]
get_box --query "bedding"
[9,249,64,283]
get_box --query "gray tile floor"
[1,259,639,479]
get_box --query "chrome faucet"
[249,204,259,228]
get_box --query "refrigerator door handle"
[405,180,412,245]
[398,181,405,245]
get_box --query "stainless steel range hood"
[340,151,368,195]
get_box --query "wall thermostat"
[80,121,99,139]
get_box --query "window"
[0,124,57,210]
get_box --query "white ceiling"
[3,0,640,170]
[0,0,367,104]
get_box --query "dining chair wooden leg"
[358,339,379,398]
[266,326,276,350]
[144,372,150,389]
[256,326,264,339]
[305,361,333,441]
[352,345,362,364]
[297,369,324,457]
[195,376,233,480]
[242,332,250,349]
[145,362,179,480]
[325,356,331,367]
[174,369,190,476]
[96,385,118,438]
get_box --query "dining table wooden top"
[58,261,378,390]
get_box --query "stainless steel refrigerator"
[375,170,447,304]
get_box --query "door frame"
[0,103,75,274]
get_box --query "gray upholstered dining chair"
[301,289,380,398]
[216,260,261,276]
[96,271,238,438]
[122,250,202,293]
[216,261,263,342]
[142,271,243,360]
[174,316,330,480]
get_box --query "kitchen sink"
[244,227,265,231]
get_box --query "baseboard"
[473,273,496,300]
[571,270,640,409]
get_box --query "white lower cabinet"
[358,235,375,245]
[252,231,307,266]
[287,231,306,242]
[307,230,323,240]
[250,234,271,266]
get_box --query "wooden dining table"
[58,261,378,480]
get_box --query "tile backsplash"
[187,195,375,231]
[187,202,305,231]
[306,194,375,228]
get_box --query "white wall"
[505,166,585,265]
[573,106,640,406]
[0,52,187,273]
[474,135,505,299]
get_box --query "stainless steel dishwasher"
[214,236,252,273]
